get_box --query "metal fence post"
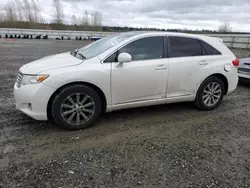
[247,36,250,50]
[231,36,235,48]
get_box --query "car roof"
[116,31,212,40]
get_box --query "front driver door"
[109,36,169,105]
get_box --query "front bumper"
[14,83,56,120]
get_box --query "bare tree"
[218,22,232,33]
[18,0,41,23]
[2,0,42,24]
[5,1,18,22]
[22,0,33,22]
[53,0,64,24]
[0,13,6,22]
[91,11,102,27]
[82,10,90,26]
[71,14,77,25]
[31,0,41,22]
[16,0,24,21]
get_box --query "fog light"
[28,103,32,111]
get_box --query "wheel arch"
[47,81,107,122]
[197,73,229,96]
[209,73,228,95]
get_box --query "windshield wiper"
[72,48,86,60]
[77,52,86,60]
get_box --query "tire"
[195,76,225,111]
[51,84,102,130]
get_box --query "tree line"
[0,0,102,31]
[0,0,245,34]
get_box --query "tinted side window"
[119,37,164,61]
[168,37,202,58]
[199,40,221,55]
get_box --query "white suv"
[14,32,239,130]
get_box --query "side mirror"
[118,53,132,63]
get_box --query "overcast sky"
[1,0,250,31]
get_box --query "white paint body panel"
[14,32,239,121]
[111,59,168,105]
[20,52,82,74]
[14,83,56,120]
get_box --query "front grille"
[238,67,250,73]
[16,72,23,88]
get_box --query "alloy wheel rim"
[60,93,95,125]
[202,82,222,107]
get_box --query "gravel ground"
[0,40,250,188]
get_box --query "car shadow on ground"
[15,101,198,133]
[238,80,250,87]
[100,102,195,120]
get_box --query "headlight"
[20,74,49,86]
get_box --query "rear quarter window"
[199,40,221,55]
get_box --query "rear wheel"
[195,76,225,111]
[52,84,102,130]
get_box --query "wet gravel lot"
[0,40,250,188]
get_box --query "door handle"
[199,60,208,65]
[155,64,167,70]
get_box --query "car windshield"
[73,32,137,60]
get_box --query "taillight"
[232,58,239,67]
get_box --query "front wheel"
[51,84,102,130]
[195,76,225,111]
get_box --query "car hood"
[19,52,83,74]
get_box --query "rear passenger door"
[166,36,208,98]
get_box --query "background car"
[90,36,102,41]
[238,57,250,82]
